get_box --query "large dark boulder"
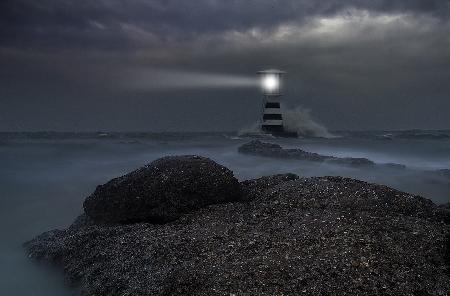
[83,155,242,224]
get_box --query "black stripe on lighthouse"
[265,102,280,108]
[263,114,283,120]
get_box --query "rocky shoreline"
[238,141,450,180]
[25,156,450,295]
[238,140,377,167]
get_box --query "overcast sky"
[1,0,450,131]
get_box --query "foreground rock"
[25,166,449,295]
[239,140,375,166]
[84,155,242,224]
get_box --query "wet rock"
[238,140,375,166]
[26,168,450,295]
[380,163,407,170]
[326,157,375,167]
[83,155,242,224]
[238,140,324,161]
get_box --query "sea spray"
[283,106,333,138]
[237,121,264,136]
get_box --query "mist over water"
[0,131,449,295]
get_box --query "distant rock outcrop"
[238,140,375,166]
[83,155,242,224]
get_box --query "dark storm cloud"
[1,0,449,50]
[1,0,450,131]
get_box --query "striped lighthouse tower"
[258,69,288,135]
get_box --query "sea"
[0,130,449,295]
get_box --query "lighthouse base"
[268,131,298,138]
[261,125,298,138]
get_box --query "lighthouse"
[258,69,295,137]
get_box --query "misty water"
[0,131,449,295]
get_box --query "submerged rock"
[380,162,407,170]
[436,169,450,179]
[25,159,450,295]
[83,155,242,224]
[238,140,375,166]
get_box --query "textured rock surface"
[83,155,242,224]
[26,173,450,295]
[239,173,300,201]
[238,140,375,166]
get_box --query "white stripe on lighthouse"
[264,108,282,114]
[262,120,283,125]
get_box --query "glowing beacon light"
[262,73,280,93]
[258,69,293,136]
